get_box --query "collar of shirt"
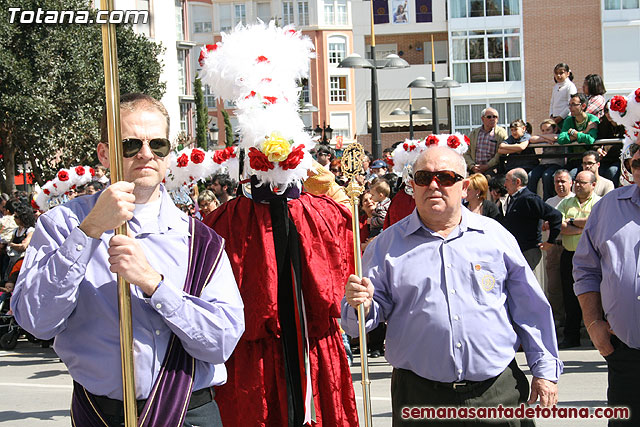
[616,184,640,205]
[403,207,485,239]
[127,185,190,237]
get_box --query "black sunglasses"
[414,170,465,187]
[484,115,498,119]
[122,138,171,158]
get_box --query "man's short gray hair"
[553,169,571,179]
[481,108,498,118]
[511,168,528,186]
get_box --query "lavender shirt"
[11,186,244,400]
[573,184,640,349]
[341,207,562,382]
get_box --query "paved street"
[0,338,611,426]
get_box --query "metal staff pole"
[100,1,137,425]
[341,142,373,427]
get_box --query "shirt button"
[637,296,640,301]
[454,315,460,321]
[155,303,162,309]
[457,369,463,374]
[456,342,462,348]
[76,244,83,251]
[451,289,456,294]
[155,330,160,336]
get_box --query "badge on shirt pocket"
[470,261,505,305]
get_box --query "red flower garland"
[610,96,628,114]
[191,149,206,164]
[176,153,189,168]
[464,135,470,146]
[244,91,257,100]
[403,143,416,152]
[31,200,39,211]
[263,96,278,104]
[248,147,274,171]
[43,188,50,195]
[89,167,95,176]
[256,55,269,63]
[198,44,218,66]
[213,146,236,164]
[635,88,640,104]
[75,166,86,175]
[280,145,305,170]
[447,135,461,149]
[425,135,439,146]
[57,170,70,181]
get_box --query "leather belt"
[90,387,214,418]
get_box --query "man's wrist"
[140,272,163,297]
[78,221,103,239]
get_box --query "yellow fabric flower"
[262,132,291,162]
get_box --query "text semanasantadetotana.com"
[8,8,148,25]
[401,404,630,420]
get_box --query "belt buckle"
[452,381,467,389]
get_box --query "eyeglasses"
[413,170,465,187]
[122,138,171,158]
[484,115,498,119]
[569,103,582,107]
[582,161,597,167]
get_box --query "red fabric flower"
[248,148,274,171]
[176,153,189,168]
[280,145,305,170]
[635,88,640,104]
[263,96,277,104]
[425,135,439,146]
[447,135,461,149]
[610,96,628,114]
[403,143,416,152]
[75,166,86,175]
[57,170,69,181]
[244,91,257,100]
[31,200,39,210]
[198,44,218,66]
[43,188,50,195]
[89,167,95,176]
[213,146,235,164]
[191,149,206,164]
[256,55,269,63]
[386,158,394,168]
[287,29,297,35]
[464,135,470,146]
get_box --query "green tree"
[193,76,208,150]
[0,0,165,193]
[221,109,234,147]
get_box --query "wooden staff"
[100,1,137,425]
[341,142,373,427]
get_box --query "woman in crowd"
[464,173,502,222]
[5,203,35,281]
[197,190,220,221]
[583,74,606,119]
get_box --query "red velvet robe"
[383,188,415,229]
[204,193,359,426]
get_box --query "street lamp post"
[314,122,333,145]
[390,106,430,139]
[338,1,409,160]
[409,36,461,134]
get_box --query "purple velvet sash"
[71,218,225,427]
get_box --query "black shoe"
[558,339,580,349]
[369,350,382,358]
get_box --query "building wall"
[522,0,602,130]
[365,32,448,66]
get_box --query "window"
[450,0,519,18]
[177,50,186,95]
[298,0,309,26]
[204,85,217,109]
[283,1,294,25]
[453,101,521,135]
[194,21,212,33]
[451,29,521,83]
[423,40,448,64]
[257,2,271,22]
[329,76,348,102]
[300,78,310,103]
[365,43,397,60]
[328,36,347,65]
[330,112,351,138]
[324,0,348,25]
[603,26,640,83]
[180,103,189,132]
[219,4,245,32]
[175,0,185,40]
[605,0,640,9]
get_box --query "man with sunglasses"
[464,107,508,175]
[11,93,244,426]
[343,145,561,426]
[573,143,640,426]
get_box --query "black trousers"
[391,360,534,426]
[605,335,640,426]
[560,249,582,343]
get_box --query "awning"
[368,98,450,128]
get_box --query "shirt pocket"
[469,260,506,305]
